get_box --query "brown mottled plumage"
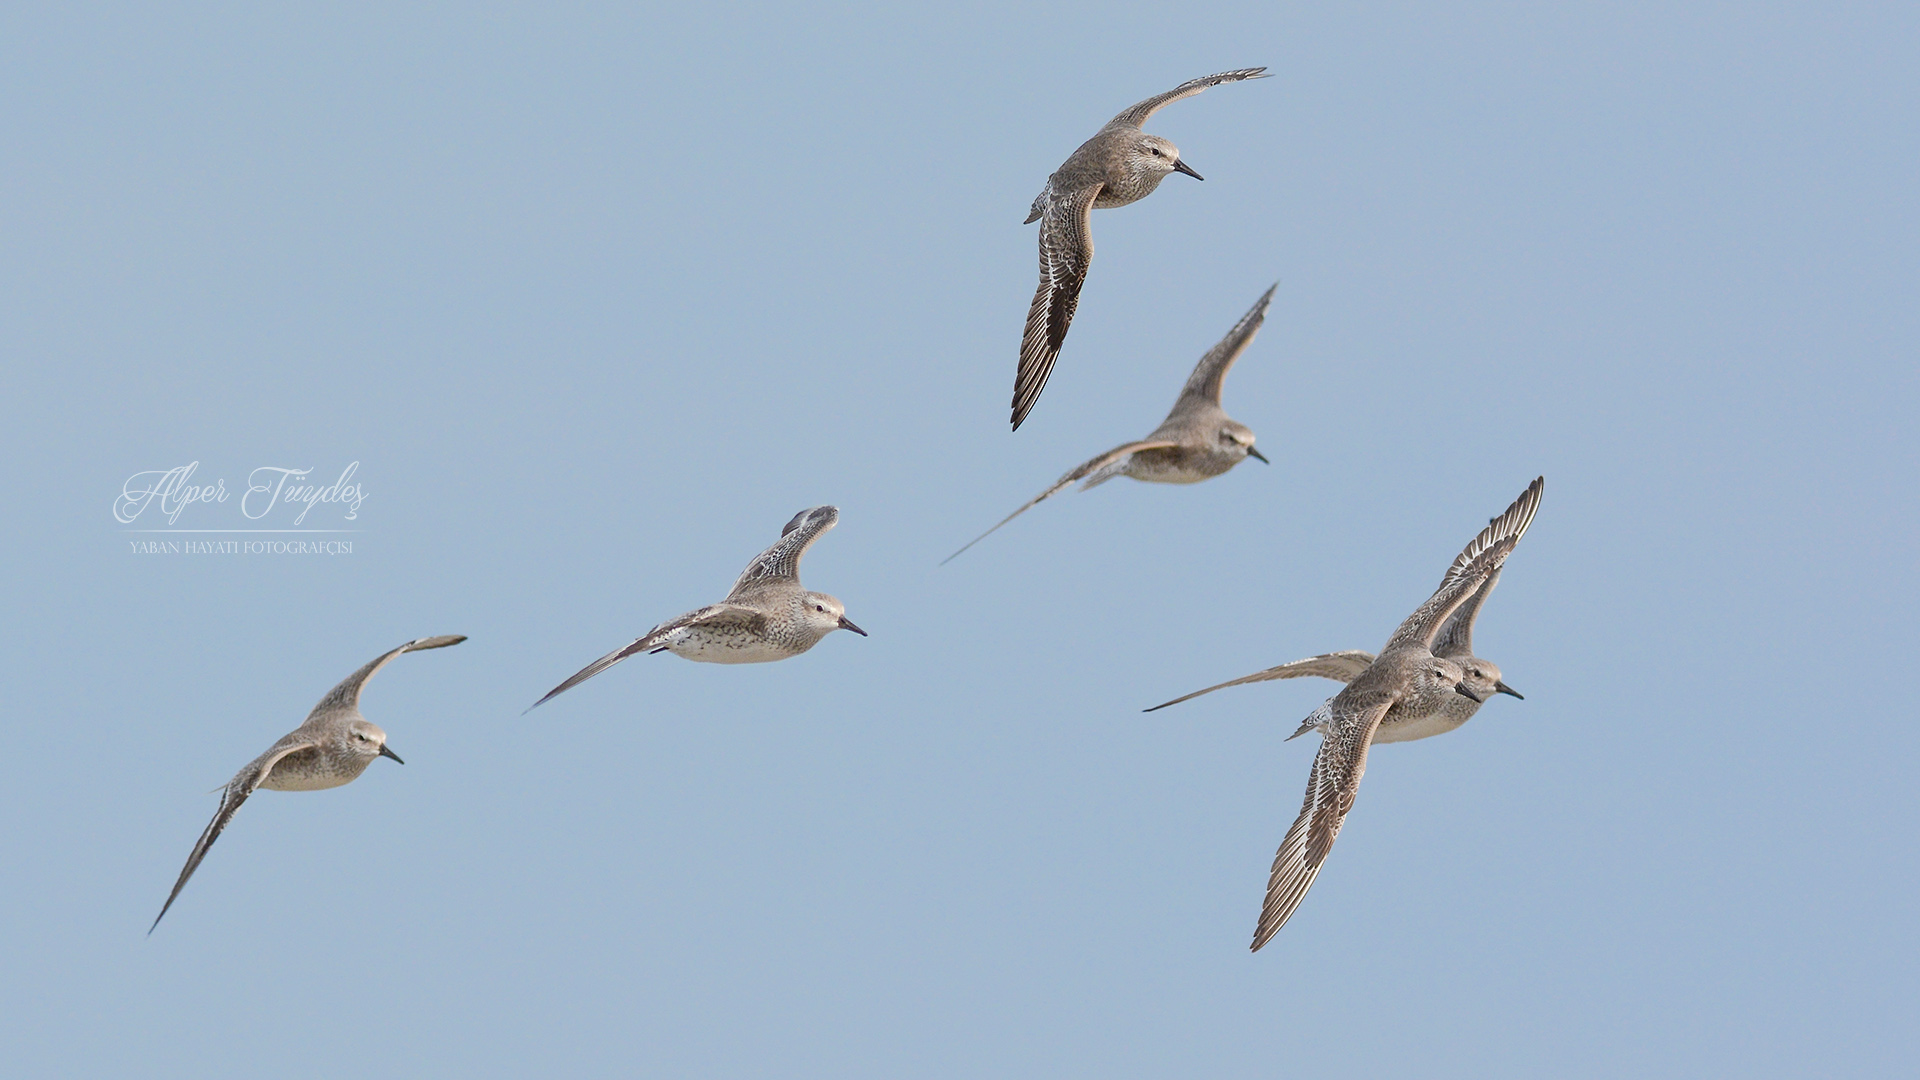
[1246,478,1543,950]
[948,285,1276,563]
[1146,477,1542,745]
[526,506,865,711]
[1013,68,1270,430]
[150,634,467,933]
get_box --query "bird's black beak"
[1247,446,1269,464]
[1173,158,1203,180]
[1495,681,1524,700]
[1454,683,1486,703]
[838,616,868,637]
[379,745,405,764]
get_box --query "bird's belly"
[1128,451,1232,485]
[666,631,801,665]
[261,758,360,792]
[1371,700,1481,744]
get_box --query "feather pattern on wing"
[1013,184,1100,430]
[150,735,316,933]
[1251,692,1394,950]
[1106,67,1271,129]
[729,505,839,596]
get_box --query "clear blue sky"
[4,3,1916,1076]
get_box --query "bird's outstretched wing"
[524,605,765,712]
[1106,68,1271,130]
[1013,184,1100,430]
[150,735,316,933]
[1430,567,1500,660]
[1169,283,1276,413]
[729,506,840,597]
[1142,650,1375,712]
[941,439,1179,564]
[1250,691,1394,951]
[1440,477,1543,589]
[303,635,468,725]
[1383,477,1543,653]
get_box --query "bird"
[1013,67,1270,430]
[1146,478,1543,745]
[947,284,1277,563]
[527,506,865,711]
[1236,477,1543,950]
[150,634,467,933]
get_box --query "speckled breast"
[1371,697,1481,744]
[665,627,809,665]
[261,749,363,791]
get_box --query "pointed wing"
[941,440,1179,564]
[524,605,764,712]
[1441,476,1543,588]
[1013,184,1100,430]
[728,506,839,597]
[1142,650,1376,712]
[302,635,468,726]
[1106,67,1271,129]
[1171,283,1276,411]
[1383,477,1543,653]
[1250,691,1395,951]
[150,734,316,933]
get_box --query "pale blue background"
[3,3,1916,1076]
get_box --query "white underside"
[665,634,799,664]
[1369,713,1469,744]
[261,770,355,792]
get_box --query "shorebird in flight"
[1013,67,1270,430]
[950,284,1276,563]
[151,634,466,933]
[1226,478,1543,950]
[527,506,865,711]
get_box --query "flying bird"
[949,284,1277,563]
[150,634,467,933]
[1013,67,1270,430]
[527,506,865,711]
[1147,478,1542,745]
[1235,478,1543,950]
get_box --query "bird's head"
[1217,420,1266,463]
[802,592,866,639]
[1134,134,1200,182]
[345,719,403,764]
[1459,659,1522,703]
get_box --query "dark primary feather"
[150,737,313,933]
[1012,185,1099,430]
[730,505,839,596]
[1442,477,1543,588]
[1250,693,1393,950]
